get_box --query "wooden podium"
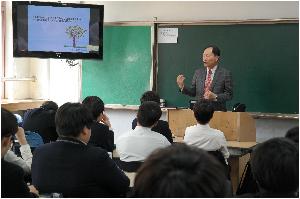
[167,109,256,192]
[168,109,256,142]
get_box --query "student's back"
[32,139,129,197]
[23,101,58,143]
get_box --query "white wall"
[90,1,299,22]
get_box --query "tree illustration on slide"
[65,25,87,48]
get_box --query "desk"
[1,99,46,112]
[174,137,256,193]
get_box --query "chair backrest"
[114,158,142,172]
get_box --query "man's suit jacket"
[1,159,37,198]
[132,118,173,143]
[182,66,233,111]
[32,137,129,197]
[88,121,114,152]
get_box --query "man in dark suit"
[1,108,39,198]
[177,45,233,111]
[132,91,173,143]
[31,103,129,197]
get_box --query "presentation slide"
[28,5,90,53]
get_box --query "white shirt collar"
[207,65,218,74]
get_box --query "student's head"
[41,101,58,111]
[82,96,104,120]
[132,143,227,197]
[193,100,214,125]
[251,137,299,194]
[203,45,220,69]
[55,102,93,143]
[140,91,160,104]
[285,126,299,144]
[137,101,162,127]
[1,108,18,157]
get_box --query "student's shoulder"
[2,159,24,177]
[85,144,110,159]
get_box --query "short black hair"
[41,101,58,111]
[82,96,104,120]
[204,45,221,56]
[137,101,162,127]
[140,91,160,104]
[193,100,214,124]
[1,108,18,138]
[132,143,227,197]
[251,137,299,194]
[285,126,299,144]
[55,102,93,138]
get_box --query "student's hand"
[28,185,39,196]
[176,74,185,89]
[15,127,28,145]
[100,113,112,128]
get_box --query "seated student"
[82,96,114,153]
[131,143,228,197]
[132,91,173,143]
[116,101,171,163]
[285,126,299,145]
[23,101,58,143]
[1,108,39,198]
[244,137,298,198]
[31,103,129,197]
[183,100,229,163]
[4,126,33,175]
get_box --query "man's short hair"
[1,108,18,138]
[132,143,227,197]
[41,101,58,111]
[285,126,299,144]
[55,102,93,138]
[204,45,221,56]
[251,137,299,194]
[193,100,214,124]
[140,91,160,104]
[82,96,104,120]
[137,101,162,127]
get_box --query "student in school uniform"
[82,96,114,153]
[116,101,171,163]
[1,108,39,198]
[183,100,230,164]
[131,143,228,197]
[241,138,298,198]
[31,103,129,197]
[132,91,173,143]
[22,101,58,143]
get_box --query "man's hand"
[100,112,112,128]
[176,74,185,90]
[204,90,217,100]
[15,127,28,145]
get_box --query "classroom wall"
[89,1,298,21]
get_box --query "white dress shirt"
[4,144,33,174]
[116,126,171,162]
[184,123,230,162]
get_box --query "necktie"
[204,69,212,95]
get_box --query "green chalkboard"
[158,23,299,113]
[82,26,151,105]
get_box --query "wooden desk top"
[173,136,257,149]
[1,99,46,112]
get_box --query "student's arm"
[4,127,32,174]
[218,134,230,164]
